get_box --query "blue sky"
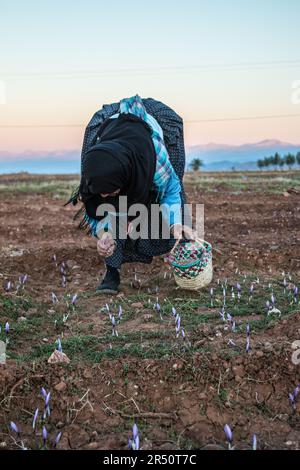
[1,0,300,152]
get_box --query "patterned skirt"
[81,97,189,268]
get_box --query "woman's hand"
[171,224,197,241]
[97,232,116,258]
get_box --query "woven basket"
[167,238,213,291]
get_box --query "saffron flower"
[210,288,214,306]
[111,316,118,337]
[71,293,78,306]
[32,408,39,430]
[224,424,233,449]
[42,426,47,447]
[5,281,12,291]
[118,305,123,319]
[10,421,20,436]
[54,431,62,448]
[175,315,181,338]
[56,338,62,353]
[128,423,140,450]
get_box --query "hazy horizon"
[1,0,300,155]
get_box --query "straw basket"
[168,238,213,291]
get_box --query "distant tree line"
[257,152,300,170]
[189,158,204,171]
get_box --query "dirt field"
[0,170,300,450]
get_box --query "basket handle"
[170,236,210,255]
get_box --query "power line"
[1,113,300,128]
[1,59,300,79]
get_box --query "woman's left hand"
[171,224,197,241]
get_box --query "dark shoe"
[97,266,120,294]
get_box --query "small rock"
[263,342,273,352]
[256,351,264,358]
[26,308,38,318]
[87,442,100,449]
[131,302,144,309]
[54,381,67,392]
[17,316,27,323]
[48,350,70,364]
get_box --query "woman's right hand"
[97,232,116,258]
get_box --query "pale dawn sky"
[0,0,300,153]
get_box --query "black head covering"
[79,113,157,221]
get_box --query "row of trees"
[189,158,204,171]
[257,152,300,169]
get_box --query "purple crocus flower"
[118,305,123,319]
[32,408,39,430]
[210,288,214,306]
[42,426,47,446]
[41,387,47,399]
[111,316,118,337]
[45,392,51,407]
[5,322,9,335]
[252,434,257,450]
[220,307,225,322]
[181,328,186,339]
[51,292,58,304]
[128,423,140,451]
[10,421,20,435]
[5,281,12,291]
[171,307,177,317]
[294,286,299,302]
[133,423,138,439]
[54,431,62,448]
[228,339,236,348]
[175,316,181,338]
[246,323,250,336]
[289,393,296,410]
[56,338,62,353]
[71,293,78,306]
[224,424,233,448]
[246,336,250,353]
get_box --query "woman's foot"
[97,266,120,294]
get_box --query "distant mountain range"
[0,140,299,174]
[186,139,300,171]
